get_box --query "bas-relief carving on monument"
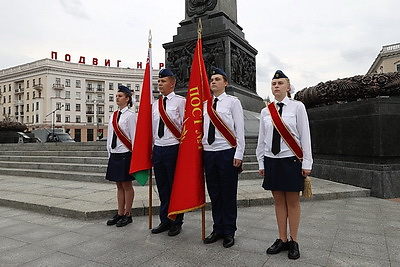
[294,72,400,108]
[187,0,217,16]
[165,0,264,112]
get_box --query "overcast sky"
[0,0,398,99]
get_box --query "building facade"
[0,59,159,142]
[367,43,400,74]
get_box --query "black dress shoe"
[266,239,289,254]
[203,232,224,244]
[223,235,235,248]
[168,224,182,236]
[288,240,300,260]
[106,213,123,226]
[151,222,171,234]
[116,215,133,227]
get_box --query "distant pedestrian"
[256,70,312,259]
[202,67,245,248]
[105,85,137,227]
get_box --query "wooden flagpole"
[148,30,153,229]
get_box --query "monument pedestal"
[308,97,400,198]
[163,2,264,112]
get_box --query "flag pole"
[148,30,153,229]
[197,18,206,241]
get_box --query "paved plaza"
[1,195,399,266]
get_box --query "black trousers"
[203,148,238,236]
[152,144,183,225]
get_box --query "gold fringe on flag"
[302,176,312,198]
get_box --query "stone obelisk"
[163,0,264,112]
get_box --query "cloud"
[59,0,90,20]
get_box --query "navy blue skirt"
[105,152,134,182]
[262,156,304,192]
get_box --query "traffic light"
[98,129,103,140]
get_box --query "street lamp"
[46,105,64,142]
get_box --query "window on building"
[8,84,11,91]
[65,91,70,99]
[76,80,81,88]
[33,91,36,99]
[109,94,114,102]
[76,115,81,123]
[32,104,34,112]
[33,79,36,86]
[397,64,400,72]
[109,105,114,112]
[3,96,5,103]
[127,84,131,89]
[55,90,61,98]
[65,103,70,111]
[8,107,11,114]
[75,129,81,142]
[135,84,140,91]
[87,82,93,90]
[109,83,114,90]
[56,102,62,109]
[65,115,70,123]
[87,94,92,101]
[76,92,81,99]
[36,102,39,110]
[39,78,41,85]
[55,78,61,85]
[65,79,70,87]
[26,104,29,112]
[118,83,122,88]
[36,114,39,123]
[26,92,29,100]
[3,85,5,92]
[135,95,140,102]
[8,95,11,103]
[3,107,5,115]
[87,116,93,123]
[56,114,61,122]
[27,80,30,88]
[76,104,81,111]
[31,116,34,123]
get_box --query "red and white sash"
[267,102,303,161]
[207,97,237,148]
[112,110,132,151]
[158,97,181,139]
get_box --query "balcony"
[86,87,94,93]
[15,88,24,94]
[96,87,105,92]
[14,100,24,105]
[52,83,64,90]
[86,110,94,114]
[33,84,43,91]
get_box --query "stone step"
[0,155,109,165]
[0,161,108,173]
[0,150,107,157]
[0,165,260,183]
[0,142,106,151]
[0,174,371,220]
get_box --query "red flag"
[129,47,153,186]
[168,37,211,219]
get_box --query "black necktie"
[207,98,218,145]
[158,97,167,138]
[271,103,284,155]
[111,111,122,149]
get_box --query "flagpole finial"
[148,30,152,48]
[197,18,202,39]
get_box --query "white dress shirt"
[256,96,313,170]
[202,92,245,160]
[107,106,137,156]
[152,92,186,146]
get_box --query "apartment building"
[0,58,159,142]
